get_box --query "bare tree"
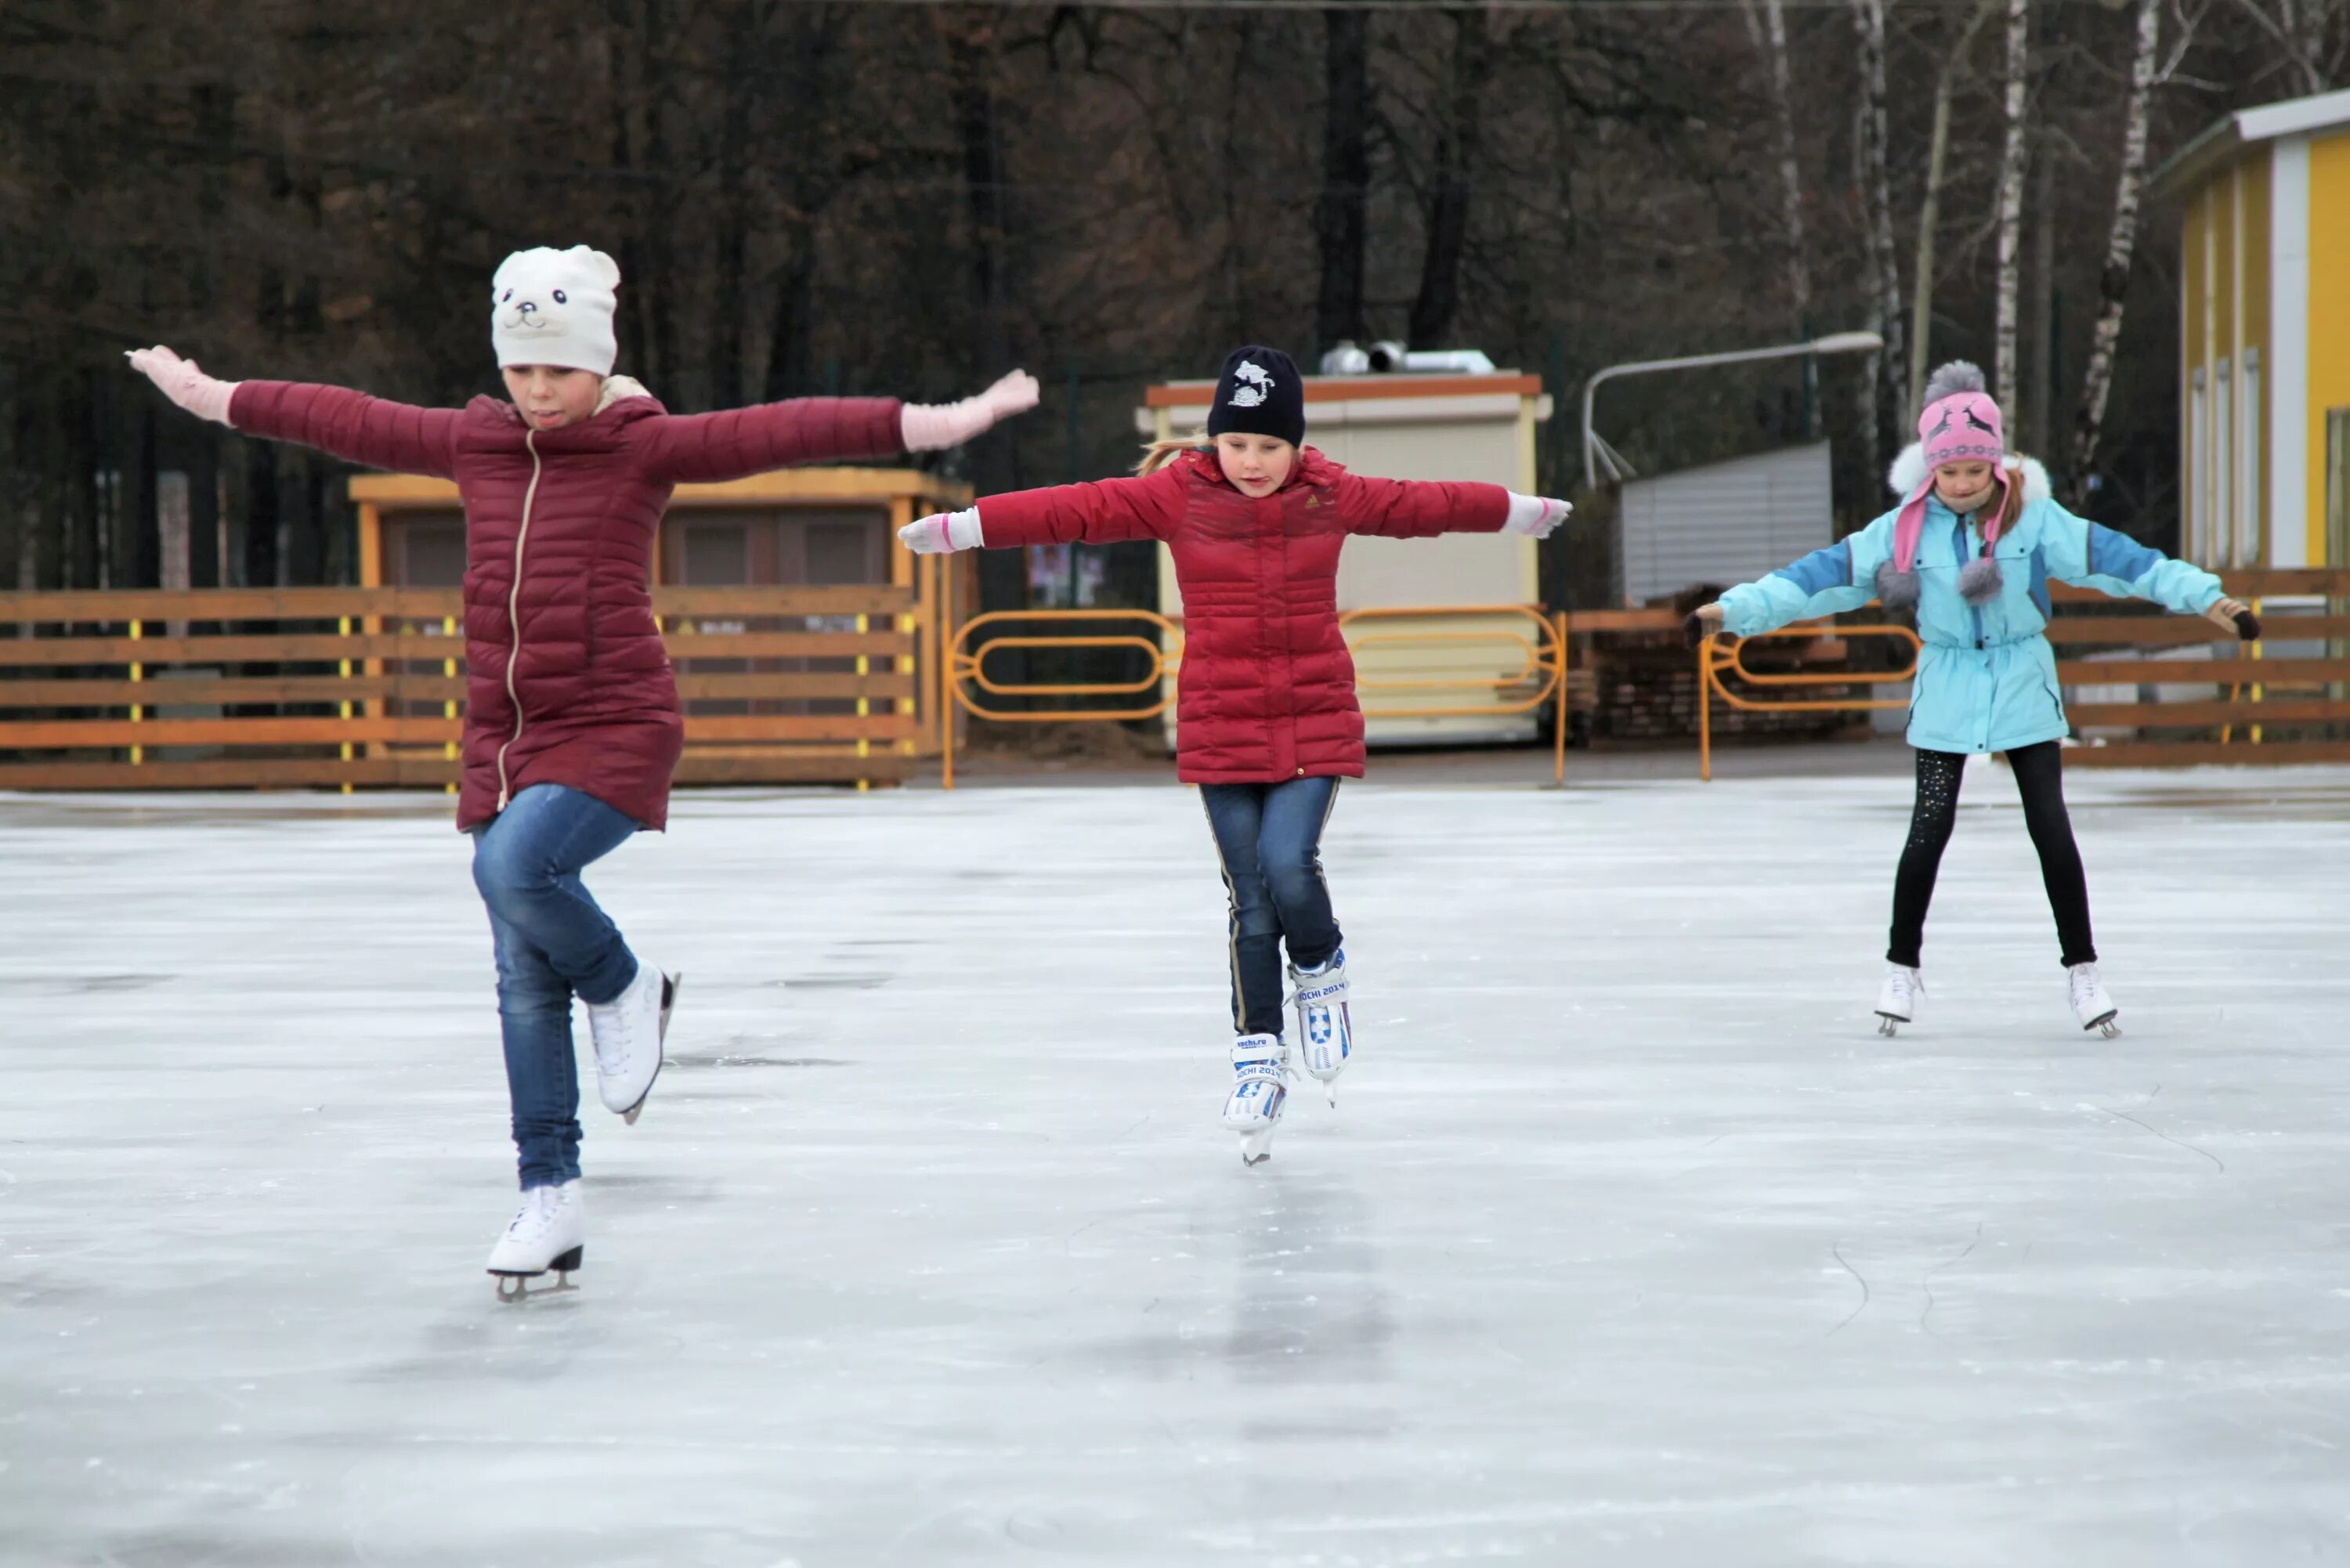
[1315,6,1372,352]
[1746,0,1812,328]
[1991,0,2032,413]
[2069,0,2168,495]
[1852,0,1906,461]
[1408,6,1492,350]
[2222,0,2347,93]
[1911,0,2000,414]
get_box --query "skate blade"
[1875,1013,1905,1037]
[1239,1129,1276,1165]
[2084,1010,2121,1038]
[491,1246,584,1303]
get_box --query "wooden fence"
[0,585,926,792]
[2053,567,2350,766]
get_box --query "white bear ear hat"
[490,246,621,376]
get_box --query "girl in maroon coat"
[902,345,1568,1164]
[130,244,1037,1293]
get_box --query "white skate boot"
[1221,1033,1292,1167]
[486,1180,586,1301]
[587,959,678,1124]
[1289,948,1353,1104]
[2068,962,2120,1037]
[1875,964,1923,1036]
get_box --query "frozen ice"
[5,764,2349,1566]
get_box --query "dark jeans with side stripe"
[1200,778,1344,1039]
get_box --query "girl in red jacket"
[130,245,1036,1294]
[902,345,1567,1165]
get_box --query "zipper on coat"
[494,430,544,813]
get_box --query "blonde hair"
[1135,429,1212,476]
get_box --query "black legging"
[1889,742,2095,970]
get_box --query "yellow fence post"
[128,619,143,766]
[1553,609,1569,786]
[338,614,355,793]
[443,613,460,793]
[855,612,872,793]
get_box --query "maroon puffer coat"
[978,446,1509,782]
[230,381,905,831]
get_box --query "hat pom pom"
[1922,359,1988,406]
[1957,555,2005,605]
[1875,559,1922,612]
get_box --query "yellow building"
[2154,87,2350,569]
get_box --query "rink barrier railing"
[1695,567,2350,775]
[0,585,925,792]
[939,604,1573,789]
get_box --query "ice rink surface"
[4,763,2348,1567]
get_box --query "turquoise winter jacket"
[1715,458,2225,755]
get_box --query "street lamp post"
[1580,331,1886,491]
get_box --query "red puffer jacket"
[978,446,1509,782]
[230,381,905,831]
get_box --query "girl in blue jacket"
[1685,363,2258,1038]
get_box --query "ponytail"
[1135,429,1211,476]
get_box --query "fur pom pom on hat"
[490,246,621,376]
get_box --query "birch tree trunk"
[1991,0,2031,414]
[1910,0,1998,414]
[1749,0,1811,325]
[1853,0,1906,459]
[2068,0,2164,495]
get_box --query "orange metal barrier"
[1697,623,1922,781]
[942,603,1570,788]
[941,609,1184,789]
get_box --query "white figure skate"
[1289,948,1353,1105]
[486,1180,586,1302]
[1875,964,1922,1036]
[1221,1033,1292,1166]
[588,961,678,1124]
[2068,962,2120,1037]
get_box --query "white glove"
[899,370,1041,452]
[126,345,237,425]
[898,507,985,555]
[1502,493,1572,539]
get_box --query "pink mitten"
[1502,493,1573,539]
[898,508,985,555]
[900,370,1041,452]
[127,346,237,426]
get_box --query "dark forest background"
[3,0,2342,609]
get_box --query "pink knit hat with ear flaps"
[1876,361,2012,612]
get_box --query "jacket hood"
[1889,443,2049,507]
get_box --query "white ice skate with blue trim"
[1289,949,1352,1104]
[1222,1033,1292,1166]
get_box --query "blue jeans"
[471,785,642,1190]
[1199,778,1343,1038]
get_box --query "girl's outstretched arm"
[900,464,1188,554]
[2040,502,2259,638]
[1688,512,1896,647]
[130,346,462,479]
[1336,474,1571,540]
[639,370,1040,486]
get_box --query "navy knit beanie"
[1205,345,1306,448]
